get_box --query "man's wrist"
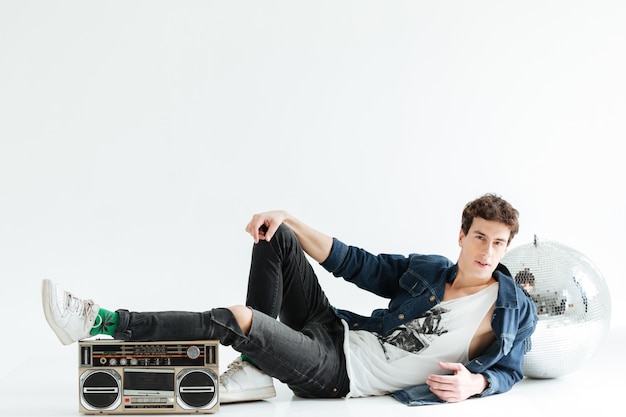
[471,373,489,397]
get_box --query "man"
[42,193,537,406]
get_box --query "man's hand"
[245,210,333,263]
[426,362,488,403]
[245,210,288,243]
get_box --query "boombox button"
[135,398,151,403]
[130,398,171,404]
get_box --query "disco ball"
[502,237,611,379]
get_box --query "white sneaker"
[42,279,100,345]
[219,357,276,403]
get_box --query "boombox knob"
[186,345,201,360]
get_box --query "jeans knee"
[274,223,296,241]
[253,223,298,258]
[227,305,253,334]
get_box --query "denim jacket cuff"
[320,238,349,272]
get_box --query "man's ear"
[458,228,465,247]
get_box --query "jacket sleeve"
[470,292,538,397]
[320,238,411,298]
[474,337,527,396]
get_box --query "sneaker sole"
[41,279,74,345]
[219,386,277,404]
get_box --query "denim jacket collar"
[447,262,521,309]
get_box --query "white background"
[1,0,624,386]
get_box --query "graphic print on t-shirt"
[378,306,450,358]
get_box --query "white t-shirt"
[343,283,498,398]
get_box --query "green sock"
[240,353,259,368]
[90,308,119,336]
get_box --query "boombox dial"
[186,345,201,360]
[78,340,219,414]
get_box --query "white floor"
[3,326,624,417]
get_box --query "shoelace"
[64,291,98,328]
[64,292,91,316]
[221,358,246,379]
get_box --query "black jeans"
[113,224,350,398]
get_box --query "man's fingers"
[263,222,280,242]
[438,361,465,373]
[245,211,286,243]
[245,216,266,243]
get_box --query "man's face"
[457,217,511,281]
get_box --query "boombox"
[78,340,219,414]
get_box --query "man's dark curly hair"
[461,194,519,245]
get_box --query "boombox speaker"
[78,340,219,414]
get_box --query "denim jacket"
[320,238,537,406]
